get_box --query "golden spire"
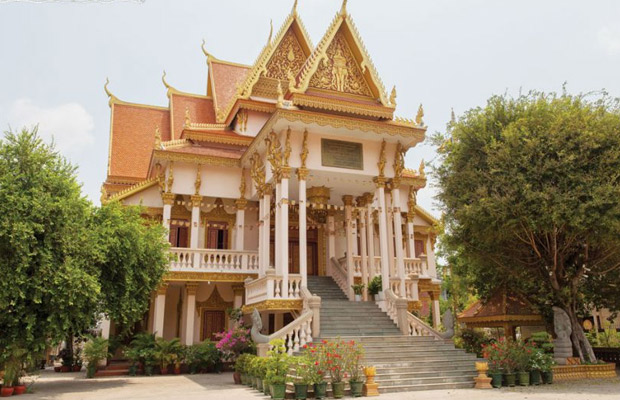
[184,107,191,127]
[416,104,425,126]
[162,70,171,89]
[268,19,273,45]
[201,39,213,59]
[276,80,284,107]
[419,159,426,179]
[154,126,161,148]
[340,0,348,16]
[292,0,298,15]
[390,86,397,107]
[104,77,119,106]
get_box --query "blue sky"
[2,0,620,216]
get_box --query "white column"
[263,191,272,270]
[406,218,416,259]
[431,293,441,330]
[392,188,406,298]
[190,196,201,267]
[235,200,247,251]
[426,235,437,278]
[280,172,290,298]
[343,195,354,300]
[275,182,281,274]
[365,194,376,278]
[327,212,336,275]
[153,284,167,338]
[232,285,244,309]
[357,201,369,301]
[298,171,308,287]
[375,181,390,293]
[386,191,396,278]
[162,194,174,231]
[184,283,198,345]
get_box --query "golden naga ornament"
[239,168,247,199]
[393,141,405,182]
[276,80,284,108]
[154,126,161,148]
[185,107,191,127]
[250,151,266,194]
[283,127,292,167]
[194,164,202,195]
[265,130,283,178]
[377,140,386,178]
[300,129,309,168]
[419,159,426,179]
[390,86,397,107]
[416,104,425,126]
[166,162,174,193]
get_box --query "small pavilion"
[457,288,545,338]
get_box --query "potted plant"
[58,348,73,373]
[83,336,110,379]
[540,352,555,384]
[154,338,182,375]
[304,342,327,399]
[292,356,312,400]
[130,332,157,376]
[1,361,16,397]
[351,283,365,302]
[344,340,365,397]
[496,338,517,386]
[73,347,83,372]
[528,348,544,385]
[252,357,267,392]
[482,342,503,388]
[324,340,346,398]
[266,339,290,400]
[234,353,252,385]
[173,345,186,374]
[515,341,532,386]
[367,276,382,301]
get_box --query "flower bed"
[553,363,617,381]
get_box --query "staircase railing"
[384,289,441,339]
[330,257,349,296]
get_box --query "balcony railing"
[350,256,431,278]
[245,271,303,305]
[169,248,259,273]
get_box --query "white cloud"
[598,25,620,55]
[8,98,94,154]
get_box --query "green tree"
[0,127,99,358]
[434,91,620,362]
[93,201,169,334]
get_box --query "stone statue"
[553,306,573,365]
[250,308,269,344]
[440,309,455,339]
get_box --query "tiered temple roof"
[101,0,426,202]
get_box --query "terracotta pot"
[13,385,27,395]
[0,387,14,397]
[73,365,82,372]
[61,365,71,373]
[174,366,181,375]
[54,366,61,373]
[160,366,169,375]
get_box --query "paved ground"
[26,369,620,400]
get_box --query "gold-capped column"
[357,196,369,301]
[184,282,199,345]
[343,195,355,300]
[153,283,168,338]
[392,143,406,298]
[235,169,248,251]
[298,130,309,287]
[375,140,390,295]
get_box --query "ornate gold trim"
[164,271,257,282]
[186,282,200,296]
[104,177,160,204]
[241,299,303,313]
[183,131,253,146]
[292,93,393,119]
[153,149,240,167]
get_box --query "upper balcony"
[169,247,259,275]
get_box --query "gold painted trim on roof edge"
[183,131,253,146]
[104,176,161,204]
[292,93,394,119]
[153,149,241,167]
[165,271,257,282]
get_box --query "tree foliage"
[93,202,169,334]
[434,91,620,361]
[0,127,169,362]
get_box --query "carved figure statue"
[332,46,348,92]
[440,309,455,339]
[553,306,573,365]
[250,308,270,344]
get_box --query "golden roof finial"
[201,39,213,59]
[340,0,348,16]
[185,107,191,127]
[276,80,284,108]
[451,108,456,124]
[154,125,161,148]
[292,0,298,15]
[162,70,171,89]
[419,159,426,179]
[104,77,119,106]
[416,104,425,126]
[390,86,397,107]
[268,19,273,45]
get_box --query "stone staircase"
[306,275,478,393]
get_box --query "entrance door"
[201,310,225,341]
[206,221,229,249]
[169,222,189,247]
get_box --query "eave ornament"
[265,130,283,180]
[377,139,386,178]
[390,86,397,107]
[166,162,174,193]
[416,104,425,126]
[154,126,161,148]
[393,141,404,186]
[250,151,266,196]
[194,164,202,195]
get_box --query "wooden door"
[415,240,425,257]
[169,222,189,248]
[206,221,228,249]
[202,310,225,341]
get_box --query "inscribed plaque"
[321,139,363,170]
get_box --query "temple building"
[101,1,445,361]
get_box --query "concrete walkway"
[27,369,620,399]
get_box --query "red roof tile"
[170,93,216,140]
[108,103,170,180]
[209,60,250,114]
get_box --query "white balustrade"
[404,257,424,276]
[268,310,314,355]
[352,255,362,276]
[384,289,442,340]
[245,273,303,305]
[406,312,443,339]
[169,248,259,273]
[330,257,349,296]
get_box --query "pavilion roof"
[458,288,543,326]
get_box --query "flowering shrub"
[494,337,518,374]
[343,340,365,382]
[265,339,290,385]
[481,341,502,373]
[302,343,326,384]
[214,324,254,361]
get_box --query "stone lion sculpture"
[250,308,269,344]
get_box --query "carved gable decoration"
[308,31,373,97]
[265,28,307,81]
[196,285,232,310]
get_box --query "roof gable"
[291,9,390,106]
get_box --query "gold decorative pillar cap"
[342,195,354,207]
[235,198,248,210]
[156,283,169,295]
[232,284,245,296]
[280,166,292,180]
[190,194,202,208]
[186,282,200,296]
[162,192,175,205]
[373,176,386,188]
[296,167,309,181]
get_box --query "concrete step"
[375,364,477,374]
[378,375,476,387]
[94,369,129,377]
[379,381,475,393]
